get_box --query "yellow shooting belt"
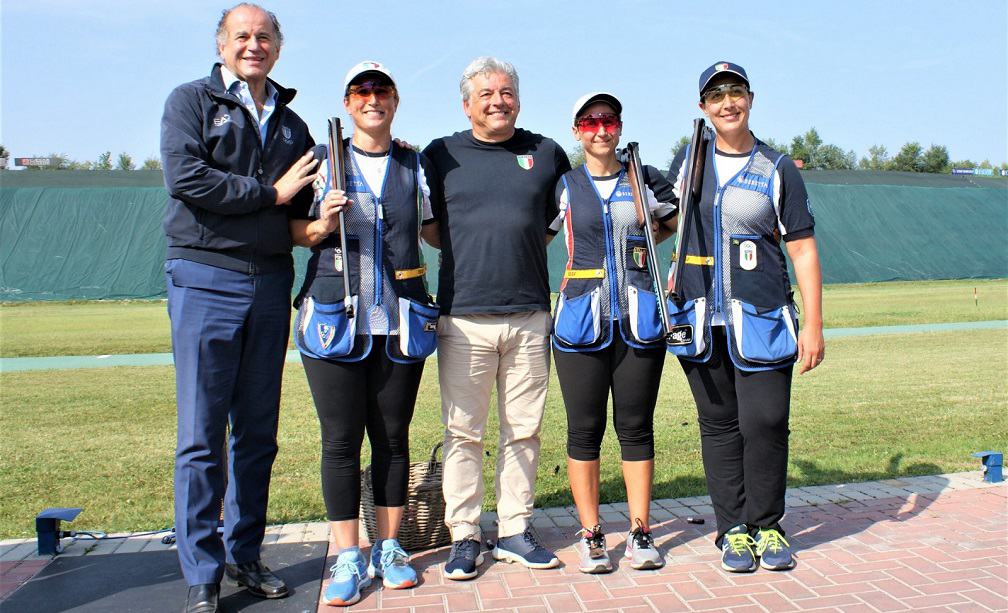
[563,268,605,279]
[683,255,715,266]
[393,265,427,280]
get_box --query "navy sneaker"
[493,528,559,569]
[720,525,757,573]
[444,538,483,581]
[754,528,795,570]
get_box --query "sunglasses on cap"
[346,81,396,100]
[575,113,622,133]
[701,83,750,104]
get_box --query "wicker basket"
[360,442,450,552]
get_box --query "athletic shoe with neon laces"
[574,525,611,574]
[625,520,664,570]
[493,528,560,569]
[720,525,757,573]
[368,538,418,589]
[444,538,483,581]
[754,527,795,570]
[322,548,370,606]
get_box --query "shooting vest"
[294,140,437,363]
[668,139,799,371]
[552,164,665,352]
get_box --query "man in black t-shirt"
[423,56,570,580]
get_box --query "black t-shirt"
[423,129,570,314]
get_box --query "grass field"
[1,279,1005,357]
[1,322,1006,537]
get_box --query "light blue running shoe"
[322,547,371,606]
[368,538,418,589]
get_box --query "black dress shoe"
[224,559,289,599]
[184,583,219,613]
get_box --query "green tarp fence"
[1,170,1005,301]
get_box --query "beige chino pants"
[437,311,551,540]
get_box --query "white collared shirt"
[220,65,278,146]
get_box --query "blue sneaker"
[493,528,559,569]
[368,538,417,589]
[720,525,757,573]
[322,548,370,606]
[444,538,483,581]
[754,528,795,570]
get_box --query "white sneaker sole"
[721,560,757,572]
[578,560,612,574]
[759,557,796,571]
[444,552,483,581]
[492,546,560,569]
[628,557,664,570]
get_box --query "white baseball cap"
[571,92,622,125]
[343,60,396,93]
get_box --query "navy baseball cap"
[699,61,749,94]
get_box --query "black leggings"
[680,327,792,547]
[554,331,666,462]
[301,338,424,521]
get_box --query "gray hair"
[215,3,283,52]
[459,56,519,102]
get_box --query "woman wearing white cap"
[547,92,677,573]
[288,60,440,606]
[667,61,823,574]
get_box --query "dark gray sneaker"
[444,538,483,581]
[575,525,612,574]
[720,524,757,573]
[754,528,795,570]
[493,528,559,569]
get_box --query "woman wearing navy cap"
[667,61,824,573]
[288,60,440,605]
[547,92,677,573]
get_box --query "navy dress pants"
[166,259,294,586]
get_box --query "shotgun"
[327,117,354,319]
[668,118,708,303]
[625,142,672,341]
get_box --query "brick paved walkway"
[3,472,1005,611]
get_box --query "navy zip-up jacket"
[160,64,314,274]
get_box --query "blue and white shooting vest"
[294,140,438,363]
[668,140,799,371]
[553,164,665,352]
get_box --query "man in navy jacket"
[159,4,316,611]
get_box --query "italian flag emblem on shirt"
[516,155,534,170]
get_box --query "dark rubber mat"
[3,541,327,612]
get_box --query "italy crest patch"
[318,323,336,349]
[516,155,534,170]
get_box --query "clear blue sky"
[2,0,1006,169]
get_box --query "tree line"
[658,128,1007,174]
[4,137,1004,174]
[0,146,162,170]
[563,130,1008,175]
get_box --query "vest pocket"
[666,297,707,357]
[553,286,603,347]
[395,296,440,360]
[627,285,665,344]
[728,299,798,364]
[294,295,357,359]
